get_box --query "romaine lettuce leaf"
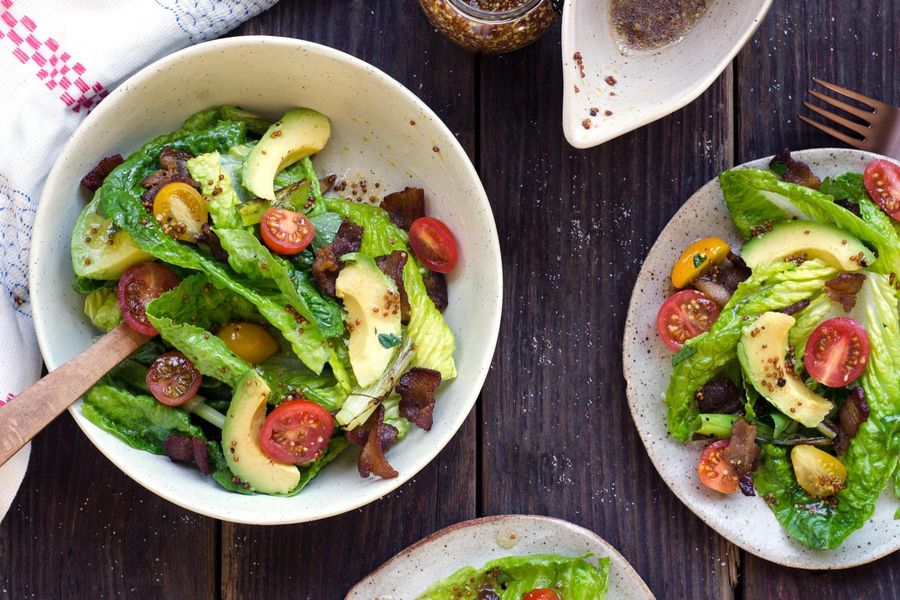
[83,287,122,331]
[666,260,837,440]
[257,354,348,412]
[185,151,243,229]
[323,197,457,379]
[418,554,610,600]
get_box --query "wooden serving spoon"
[0,323,151,468]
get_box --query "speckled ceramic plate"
[623,148,900,569]
[346,515,654,599]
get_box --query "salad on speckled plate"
[654,151,899,550]
[70,106,462,496]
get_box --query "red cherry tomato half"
[523,589,561,600]
[146,351,202,407]
[804,317,870,388]
[260,207,315,255]
[409,216,459,273]
[698,439,739,494]
[863,159,900,222]
[259,399,334,465]
[117,263,179,336]
[656,290,721,350]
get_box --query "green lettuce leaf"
[666,260,838,440]
[257,354,348,412]
[83,287,122,331]
[754,273,900,549]
[186,151,243,229]
[418,554,610,600]
[323,197,457,379]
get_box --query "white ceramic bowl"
[29,37,502,525]
[346,515,654,599]
[561,0,772,148]
[623,148,900,568]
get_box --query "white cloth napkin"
[0,0,279,522]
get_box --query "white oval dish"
[561,0,772,148]
[29,37,503,525]
[622,148,900,568]
[345,514,654,599]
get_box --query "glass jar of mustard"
[418,0,559,54]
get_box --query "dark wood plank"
[478,26,738,599]
[735,1,900,596]
[221,2,478,598]
[0,415,217,600]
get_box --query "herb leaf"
[378,333,402,349]
[693,254,707,269]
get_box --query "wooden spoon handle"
[0,323,151,468]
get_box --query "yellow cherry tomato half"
[671,237,731,288]
[153,182,208,242]
[790,444,847,498]
[217,322,279,364]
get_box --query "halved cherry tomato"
[147,351,202,406]
[791,444,847,497]
[523,589,561,600]
[152,182,208,242]
[656,290,721,350]
[409,216,458,273]
[697,439,739,494]
[259,399,334,465]
[217,321,279,364]
[671,237,731,288]
[259,207,315,255]
[117,263,179,336]
[804,317,870,388]
[863,159,900,222]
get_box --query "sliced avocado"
[242,108,331,201]
[221,370,300,494]
[738,311,832,428]
[740,221,874,272]
[71,196,153,279]
[335,253,402,387]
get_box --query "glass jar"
[418,0,559,54]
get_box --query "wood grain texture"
[221,2,478,598]
[0,416,217,600]
[477,26,738,599]
[735,1,900,595]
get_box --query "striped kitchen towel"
[0,0,279,523]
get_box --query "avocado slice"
[740,221,874,272]
[737,311,832,428]
[221,370,300,494]
[335,253,403,387]
[71,196,153,279]
[242,108,331,201]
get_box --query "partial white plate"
[561,0,772,148]
[622,148,900,569]
[346,514,654,599]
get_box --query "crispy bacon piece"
[397,368,442,431]
[722,418,759,497]
[691,252,750,307]
[778,299,810,316]
[833,387,869,455]
[163,434,210,476]
[695,379,743,414]
[139,146,200,209]
[380,187,425,230]
[197,223,229,263]
[423,270,448,311]
[375,251,410,324]
[353,405,399,479]
[80,154,124,193]
[825,272,866,312]
[770,149,821,190]
[312,221,363,296]
[835,199,862,218]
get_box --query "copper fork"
[800,78,900,158]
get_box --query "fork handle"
[0,323,150,468]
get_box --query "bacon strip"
[722,418,759,497]
[825,272,866,312]
[833,387,869,455]
[139,146,200,209]
[350,405,399,479]
[380,187,425,230]
[770,149,821,190]
[397,368,442,431]
[80,154,124,193]
[695,379,742,414]
[312,221,363,296]
[423,271,448,311]
[163,435,210,476]
[376,251,411,324]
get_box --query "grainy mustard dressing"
[610,0,708,51]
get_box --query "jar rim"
[447,0,544,22]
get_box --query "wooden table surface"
[1,1,898,598]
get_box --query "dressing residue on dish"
[610,0,708,54]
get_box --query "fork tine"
[798,114,867,150]
[803,101,871,136]
[808,89,874,121]
[812,78,890,112]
